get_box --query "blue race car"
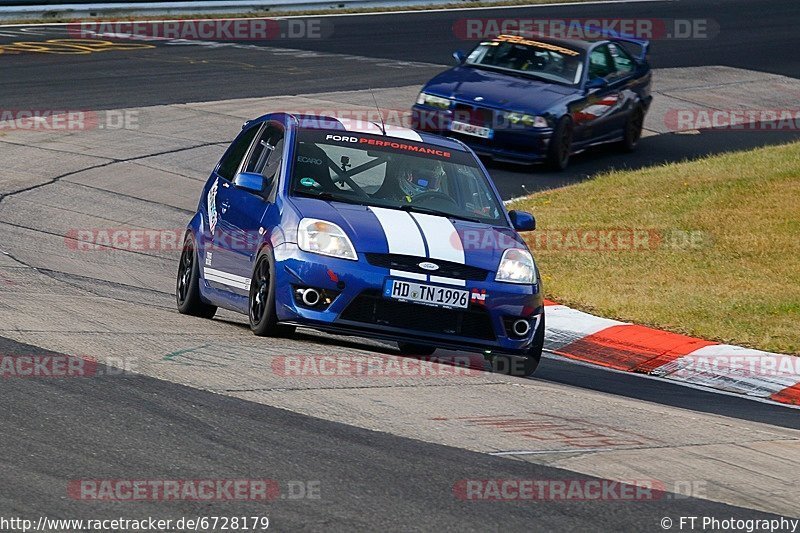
[412,33,652,169]
[177,113,545,376]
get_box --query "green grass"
[0,0,606,25]
[509,142,800,355]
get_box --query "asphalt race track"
[2,336,788,530]
[1,0,799,530]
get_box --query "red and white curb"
[543,301,800,407]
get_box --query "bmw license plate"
[450,120,493,139]
[384,279,469,309]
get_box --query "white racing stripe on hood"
[410,212,466,287]
[370,206,427,281]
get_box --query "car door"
[218,122,286,303]
[605,42,642,134]
[571,44,631,144]
[203,122,261,299]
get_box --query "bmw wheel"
[620,105,645,152]
[545,117,573,171]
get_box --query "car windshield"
[290,129,507,225]
[465,35,584,86]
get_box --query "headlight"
[507,112,548,128]
[416,92,452,110]
[298,218,357,261]
[495,248,536,284]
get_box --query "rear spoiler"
[585,25,650,62]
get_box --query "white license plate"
[450,120,493,139]
[384,279,469,309]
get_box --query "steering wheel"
[412,191,460,209]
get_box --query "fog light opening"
[300,288,321,307]
[512,319,531,337]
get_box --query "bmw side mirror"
[585,77,609,92]
[453,50,466,64]
[509,210,536,232]
[233,171,265,195]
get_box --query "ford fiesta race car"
[412,33,652,169]
[177,113,545,375]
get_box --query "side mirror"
[585,77,609,91]
[452,50,466,64]
[233,171,265,195]
[509,210,536,232]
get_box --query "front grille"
[365,253,488,281]
[339,290,496,341]
[453,103,496,128]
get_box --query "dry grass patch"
[509,142,800,354]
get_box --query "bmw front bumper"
[412,105,555,164]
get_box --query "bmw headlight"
[416,92,452,110]
[507,112,548,128]
[495,248,536,284]
[298,218,357,261]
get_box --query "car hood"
[289,197,527,272]
[423,66,576,114]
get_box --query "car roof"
[486,33,597,53]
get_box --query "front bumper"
[273,243,544,355]
[412,105,554,164]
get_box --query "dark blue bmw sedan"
[411,33,652,169]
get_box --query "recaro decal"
[297,155,323,165]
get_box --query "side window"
[608,43,635,76]
[243,124,285,195]
[217,125,259,181]
[589,45,616,80]
[454,167,499,219]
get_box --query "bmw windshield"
[290,129,507,225]
[465,34,584,86]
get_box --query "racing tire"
[249,249,295,337]
[176,233,217,319]
[545,117,573,171]
[489,314,545,377]
[619,105,645,152]
[397,342,437,356]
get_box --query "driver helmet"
[399,161,443,199]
